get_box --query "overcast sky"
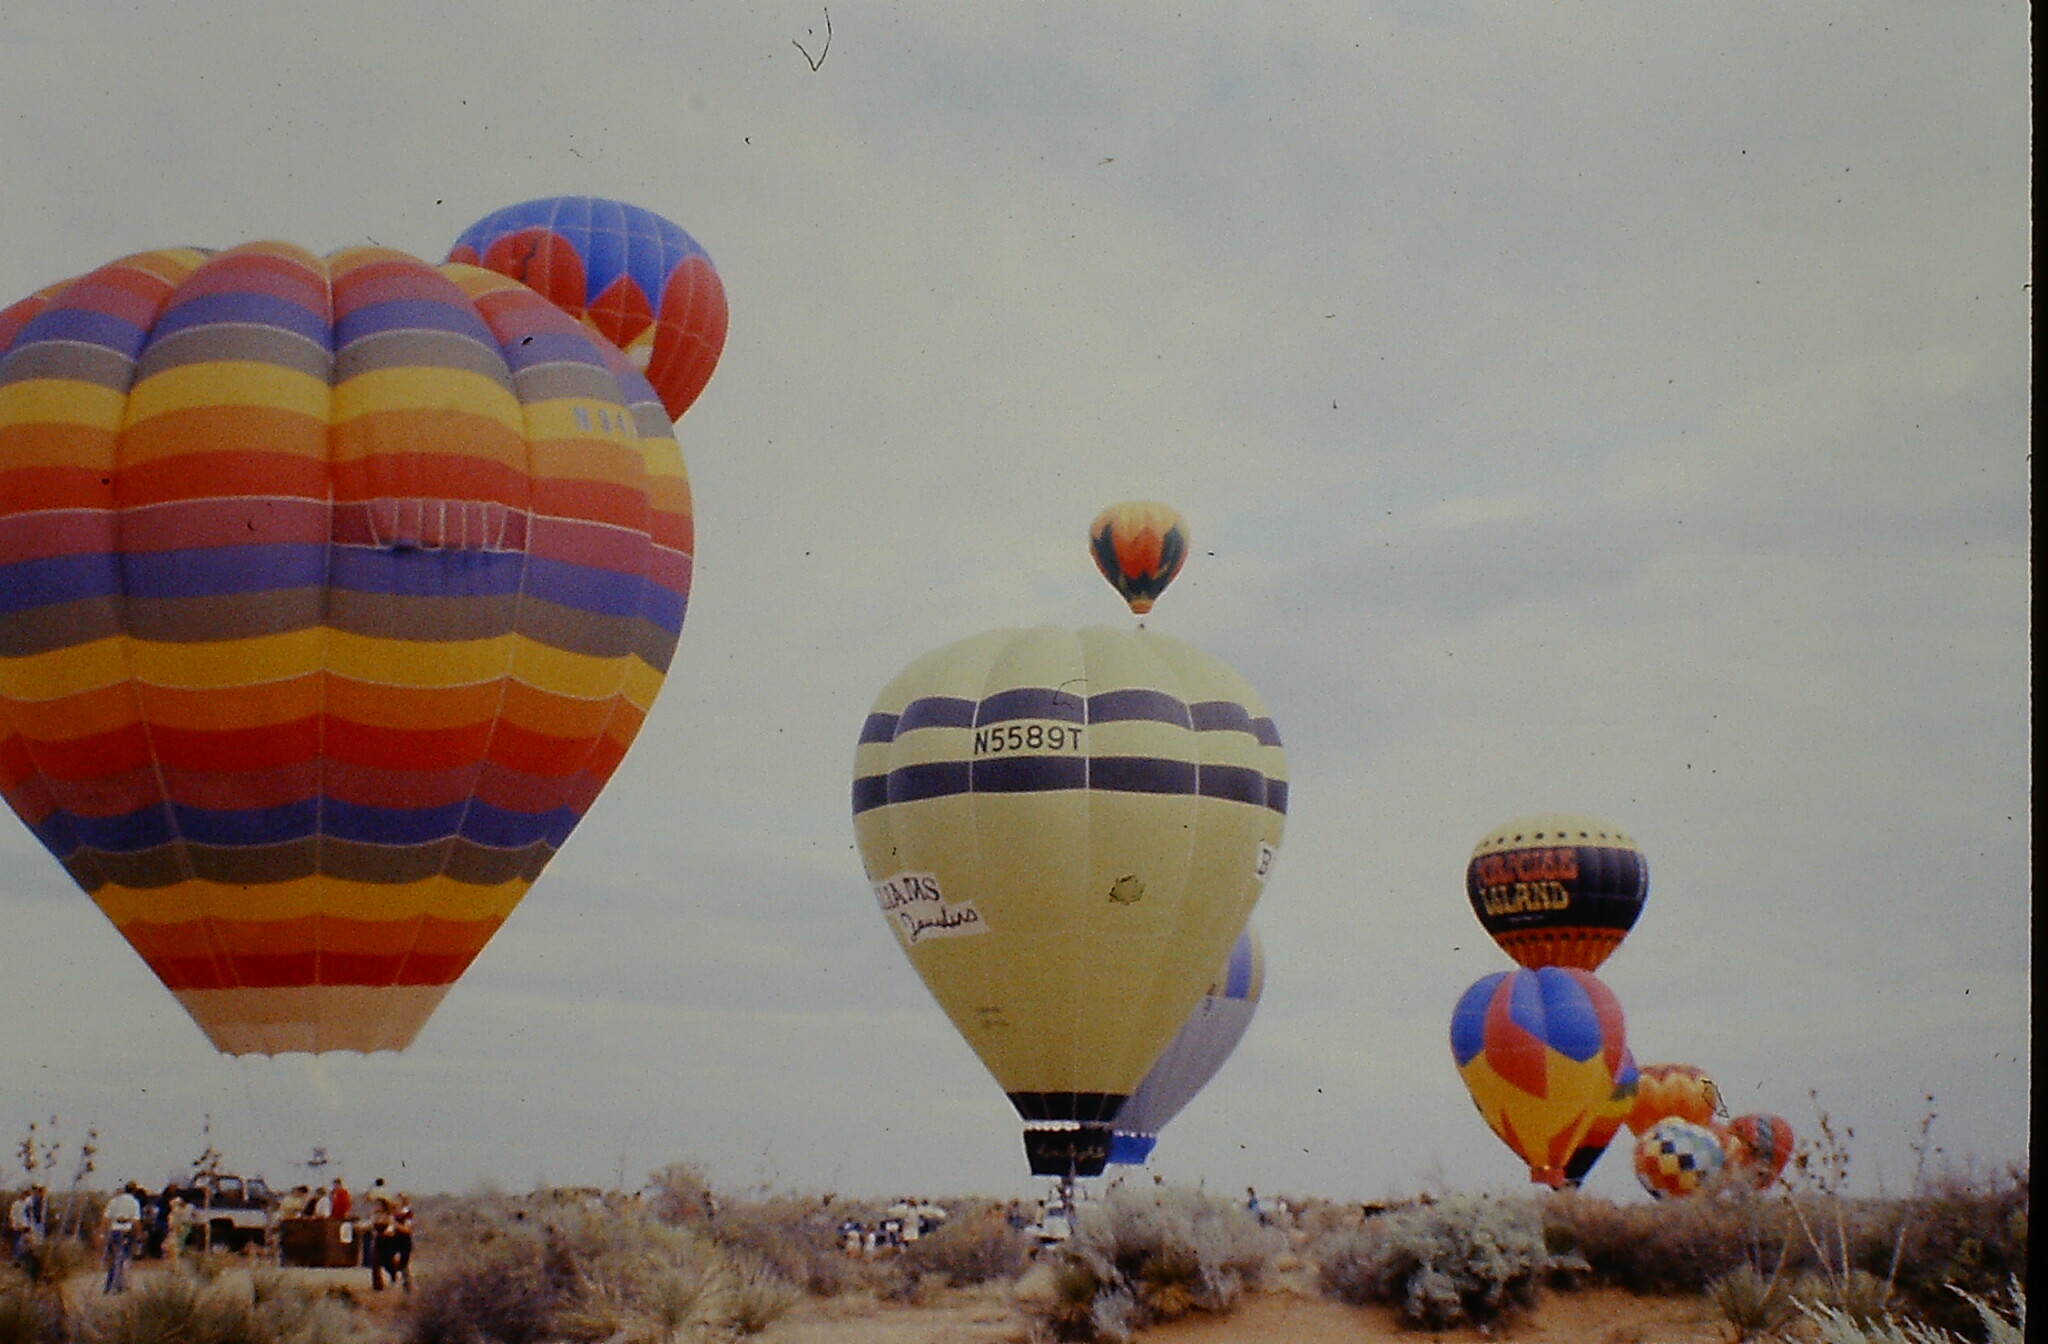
[0,3,2028,1205]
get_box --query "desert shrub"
[1315,1192,1557,1331]
[1024,1185,1281,1341]
[1540,1188,1763,1293]
[404,1192,724,1344]
[899,1207,1032,1287]
[0,1275,61,1344]
[1797,1278,2025,1344]
[718,1260,798,1336]
[1707,1264,1801,1342]
[693,1194,853,1297]
[67,1268,365,1344]
[1872,1166,2028,1339]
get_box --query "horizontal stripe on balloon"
[0,378,128,431]
[880,690,1280,741]
[6,307,151,359]
[334,297,496,350]
[45,787,588,853]
[137,324,333,382]
[94,874,527,924]
[152,291,334,348]
[73,835,553,892]
[2,342,137,390]
[854,755,1286,815]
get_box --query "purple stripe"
[154,292,333,349]
[122,544,326,599]
[1251,717,1282,747]
[1266,780,1289,815]
[858,713,899,744]
[851,774,890,814]
[500,330,613,373]
[886,760,970,805]
[1086,688,1190,727]
[9,307,149,360]
[329,548,524,597]
[1197,763,1268,807]
[1091,756,1198,795]
[336,298,496,349]
[898,697,975,732]
[1190,701,1254,734]
[971,755,1089,792]
[978,687,1085,724]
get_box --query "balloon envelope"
[852,625,1286,1176]
[1451,965,1628,1187]
[449,197,727,421]
[1635,1118,1727,1198]
[1564,1047,1639,1186]
[1725,1113,1796,1188]
[1088,501,1189,616]
[1627,1063,1725,1134]
[1466,814,1648,970]
[1108,924,1264,1164]
[0,243,696,1054]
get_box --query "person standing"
[379,1195,413,1293]
[327,1178,352,1223]
[101,1183,143,1293]
[165,1196,192,1263]
[8,1183,46,1266]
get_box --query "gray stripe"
[136,324,334,381]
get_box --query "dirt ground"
[69,1260,1732,1343]
[753,1282,1733,1344]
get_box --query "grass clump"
[1023,1185,1281,1341]
[0,1274,62,1344]
[70,1267,371,1344]
[1798,1279,2024,1344]
[1315,1192,1558,1331]
[1706,1263,1801,1342]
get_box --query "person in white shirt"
[8,1184,47,1265]
[101,1183,144,1293]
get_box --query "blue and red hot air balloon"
[449,196,727,421]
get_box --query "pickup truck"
[168,1173,277,1252]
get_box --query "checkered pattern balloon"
[1634,1117,1727,1198]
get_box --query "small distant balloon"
[1635,1118,1726,1199]
[1466,814,1649,971]
[449,196,728,420]
[1725,1113,1796,1188]
[1089,501,1189,616]
[1628,1063,1724,1134]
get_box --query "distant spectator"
[165,1197,192,1262]
[101,1183,143,1293]
[327,1178,352,1221]
[147,1183,177,1259]
[8,1183,46,1265]
[378,1195,413,1293]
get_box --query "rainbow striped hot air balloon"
[1089,501,1189,617]
[449,197,727,422]
[1451,965,1629,1187]
[0,241,698,1055]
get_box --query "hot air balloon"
[1563,1047,1639,1187]
[1724,1113,1795,1188]
[852,625,1286,1177]
[1635,1118,1726,1199]
[1108,924,1265,1165]
[1627,1063,1725,1134]
[0,241,700,1054]
[1451,966,1628,1188]
[448,196,727,421]
[1466,815,1648,971]
[1088,502,1189,617]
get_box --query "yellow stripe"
[0,640,129,701]
[129,630,327,688]
[3,630,646,698]
[96,875,528,924]
[333,367,523,435]
[125,362,329,425]
[0,379,127,432]
[525,402,645,456]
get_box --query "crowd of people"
[834,1197,949,1255]
[6,1173,414,1294]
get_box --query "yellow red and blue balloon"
[1089,501,1190,616]
[1451,965,1629,1187]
